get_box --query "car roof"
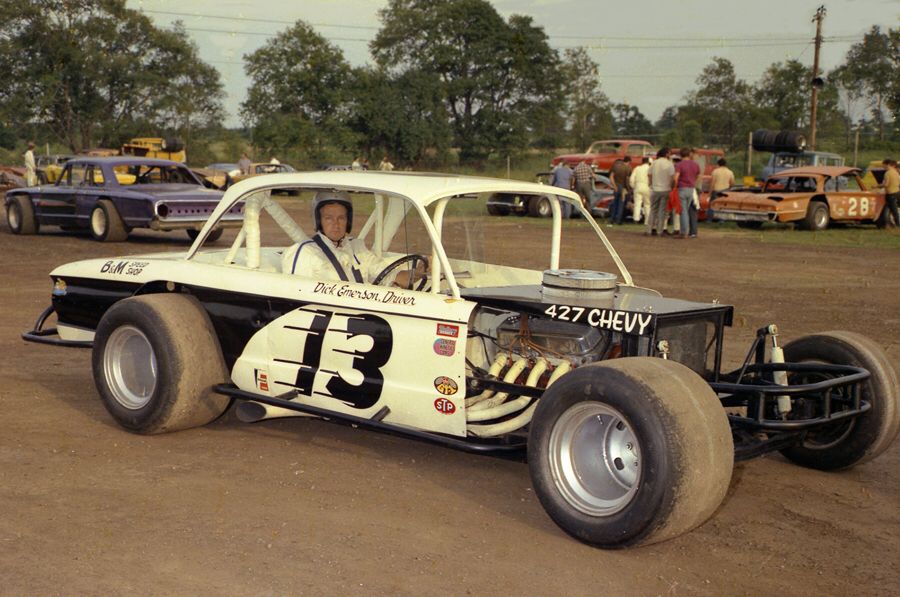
[591,139,651,145]
[66,156,182,167]
[769,166,860,178]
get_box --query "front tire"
[529,196,553,218]
[90,199,128,242]
[528,358,733,548]
[92,294,231,434]
[7,195,39,234]
[780,331,899,470]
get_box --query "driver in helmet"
[283,190,424,287]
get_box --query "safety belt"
[312,235,363,283]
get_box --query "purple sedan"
[4,156,243,242]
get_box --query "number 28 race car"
[25,171,898,548]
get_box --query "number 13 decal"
[287,308,393,410]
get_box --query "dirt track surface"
[1,214,898,595]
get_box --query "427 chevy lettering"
[544,304,655,335]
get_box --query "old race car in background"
[24,172,899,548]
[551,139,656,175]
[486,172,614,218]
[5,156,243,242]
[711,166,887,230]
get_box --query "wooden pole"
[809,6,826,151]
[853,129,860,167]
[746,131,753,178]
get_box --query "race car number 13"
[291,309,393,410]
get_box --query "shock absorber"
[768,324,791,417]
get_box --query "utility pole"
[808,5,826,151]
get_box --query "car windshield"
[191,186,625,295]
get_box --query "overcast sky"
[126,0,897,128]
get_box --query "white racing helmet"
[313,190,353,233]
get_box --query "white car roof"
[206,170,581,223]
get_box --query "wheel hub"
[103,325,157,409]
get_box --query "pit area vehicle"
[5,156,242,242]
[710,166,888,230]
[551,139,656,175]
[486,173,613,218]
[23,171,898,548]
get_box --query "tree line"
[0,0,896,168]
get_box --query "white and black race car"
[25,172,899,548]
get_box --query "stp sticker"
[433,338,456,356]
[436,323,459,338]
[254,369,269,392]
[434,376,458,395]
[434,397,456,415]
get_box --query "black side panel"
[53,278,141,330]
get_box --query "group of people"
[548,148,736,239]
[351,156,395,171]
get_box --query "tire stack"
[751,130,807,153]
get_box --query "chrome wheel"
[91,207,108,237]
[103,325,157,409]
[8,203,21,231]
[548,402,640,516]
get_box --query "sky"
[126,0,897,128]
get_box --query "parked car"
[24,171,897,549]
[230,162,297,183]
[761,150,844,180]
[4,156,242,242]
[710,166,887,230]
[35,154,74,184]
[486,173,613,218]
[551,139,656,175]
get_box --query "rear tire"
[92,293,231,434]
[801,202,829,231]
[90,199,128,242]
[780,331,900,470]
[529,196,553,218]
[528,358,733,548]
[6,195,39,234]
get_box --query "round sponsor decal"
[434,376,458,396]
[434,397,456,414]
[433,338,456,356]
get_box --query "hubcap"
[549,402,641,516]
[91,207,108,237]
[103,325,157,409]
[9,204,21,230]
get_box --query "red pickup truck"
[551,139,657,174]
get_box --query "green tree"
[371,0,561,161]
[838,26,899,140]
[755,60,809,130]
[0,0,223,152]
[559,47,613,149]
[612,103,653,138]
[346,67,451,166]
[240,21,354,161]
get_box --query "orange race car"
[710,166,888,231]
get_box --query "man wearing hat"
[24,141,37,186]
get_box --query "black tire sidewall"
[528,368,676,547]
[92,299,184,432]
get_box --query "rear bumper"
[713,209,774,222]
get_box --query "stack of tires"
[752,130,806,153]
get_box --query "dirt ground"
[1,212,898,596]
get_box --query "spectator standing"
[648,148,675,236]
[629,157,651,226]
[573,159,593,210]
[269,156,280,165]
[549,162,575,218]
[709,158,735,200]
[238,153,251,175]
[24,141,37,186]
[379,156,395,171]
[609,156,633,225]
[351,157,363,171]
[673,147,700,238]
[882,158,900,227]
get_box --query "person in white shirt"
[648,148,675,236]
[24,141,37,186]
[283,191,424,287]
[379,156,395,171]
[629,156,651,226]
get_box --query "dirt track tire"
[6,195,39,234]
[801,202,829,231]
[736,221,764,230]
[486,203,509,216]
[187,228,223,242]
[92,293,231,435]
[529,196,553,218]
[90,199,128,242]
[780,331,900,470]
[528,358,734,548]
[751,129,806,153]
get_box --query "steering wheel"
[372,254,429,290]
